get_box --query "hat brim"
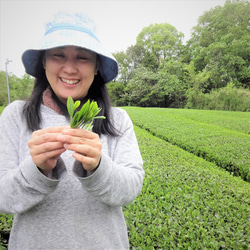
[22,30,118,83]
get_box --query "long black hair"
[23,51,119,136]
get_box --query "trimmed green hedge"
[153,108,250,134]
[124,126,250,249]
[123,107,250,182]
[1,107,249,248]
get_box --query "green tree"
[113,43,158,84]
[126,44,145,69]
[158,59,188,108]
[0,71,8,106]
[124,66,164,107]
[106,81,126,106]
[18,74,34,100]
[112,51,132,84]
[187,0,250,90]
[136,23,184,66]
[0,71,34,106]
[112,0,250,110]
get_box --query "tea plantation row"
[1,107,249,249]
[122,107,250,182]
[154,108,250,134]
[123,125,250,249]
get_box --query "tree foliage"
[187,0,250,90]
[0,71,34,106]
[108,0,250,110]
[137,23,184,65]
[1,1,249,111]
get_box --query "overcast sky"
[0,0,226,77]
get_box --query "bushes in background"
[186,84,250,112]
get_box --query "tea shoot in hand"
[67,96,105,130]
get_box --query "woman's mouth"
[60,77,80,85]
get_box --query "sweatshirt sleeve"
[0,102,66,214]
[73,109,144,207]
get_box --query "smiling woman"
[44,46,98,103]
[0,11,144,250]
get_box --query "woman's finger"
[30,141,65,155]
[64,143,100,156]
[28,126,67,170]
[72,151,101,171]
[61,128,98,139]
[29,126,67,146]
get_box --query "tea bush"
[155,108,250,134]
[124,126,250,249]
[123,107,250,182]
[0,214,12,249]
[1,107,249,248]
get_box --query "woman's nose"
[63,59,78,74]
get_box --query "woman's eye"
[53,54,64,58]
[77,56,89,60]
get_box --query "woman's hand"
[28,126,67,176]
[57,128,102,172]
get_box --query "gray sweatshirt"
[0,101,144,250]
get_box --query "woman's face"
[44,46,98,104]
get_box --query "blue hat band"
[45,23,100,42]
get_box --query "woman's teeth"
[61,78,79,85]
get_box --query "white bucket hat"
[22,12,118,83]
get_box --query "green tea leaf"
[67,96,75,120]
[67,96,105,130]
[74,100,81,110]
